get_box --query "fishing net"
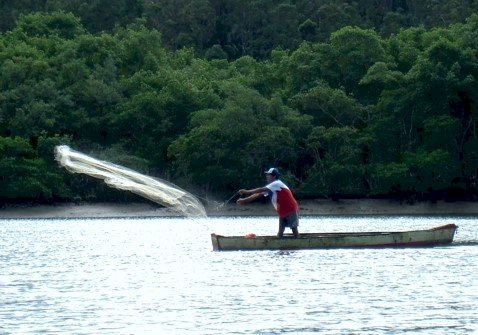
[54,145,207,217]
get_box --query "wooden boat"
[211,224,457,251]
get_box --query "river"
[1,215,477,334]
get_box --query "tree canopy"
[1,7,478,204]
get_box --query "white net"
[54,145,207,217]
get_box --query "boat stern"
[211,233,220,251]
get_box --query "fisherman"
[236,168,299,238]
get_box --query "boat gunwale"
[211,223,457,239]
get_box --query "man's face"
[266,173,274,183]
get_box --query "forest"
[1,1,478,205]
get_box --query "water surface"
[1,216,477,334]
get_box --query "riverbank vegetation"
[1,2,478,204]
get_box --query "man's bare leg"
[277,226,285,238]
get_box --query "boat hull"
[211,224,457,251]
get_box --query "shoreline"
[1,199,478,219]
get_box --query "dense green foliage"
[1,7,478,204]
[2,0,478,59]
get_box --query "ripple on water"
[0,216,477,334]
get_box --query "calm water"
[1,215,477,334]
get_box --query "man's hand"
[238,189,249,195]
[236,198,246,205]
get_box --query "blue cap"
[264,168,280,178]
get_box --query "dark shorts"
[279,212,299,229]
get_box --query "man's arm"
[236,192,265,205]
[238,187,268,196]
[236,186,269,205]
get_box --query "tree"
[45,0,144,33]
[168,81,312,193]
[302,126,369,197]
[0,136,68,201]
[0,14,75,139]
[298,19,317,41]
[322,26,389,101]
[15,10,85,38]
[380,10,411,36]
[290,81,367,128]
[0,0,47,32]
[315,2,362,41]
